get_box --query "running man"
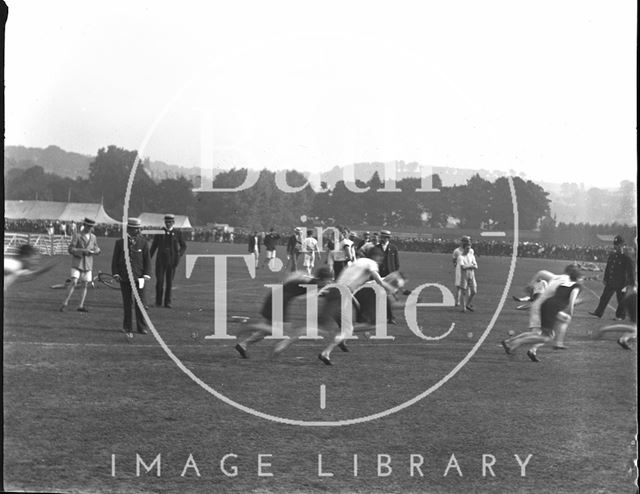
[502,264,583,362]
[4,244,42,291]
[592,285,637,350]
[277,249,400,365]
[234,266,333,358]
[60,217,101,312]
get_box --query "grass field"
[4,238,637,493]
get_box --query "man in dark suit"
[150,214,187,308]
[112,218,151,338]
[371,230,401,324]
[589,235,635,320]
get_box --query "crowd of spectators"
[5,219,634,263]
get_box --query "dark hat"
[83,217,96,227]
[164,214,175,221]
[613,235,625,245]
[380,230,391,237]
[127,218,142,228]
[461,235,471,244]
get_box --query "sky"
[4,0,637,188]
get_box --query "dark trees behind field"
[9,144,633,232]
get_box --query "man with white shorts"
[60,217,101,312]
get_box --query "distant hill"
[4,145,93,178]
[3,145,201,181]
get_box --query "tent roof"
[4,200,119,224]
[138,212,193,229]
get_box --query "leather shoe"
[338,341,350,352]
[527,350,540,362]
[164,303,172,308]
[501,340,512,355]
[235,344,248,359]
[318,353,332,365]
[77,307,89,313]
[588,311,601,318]
[136,328,148,335]
[617,338,632,350]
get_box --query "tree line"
[5,144,556,231]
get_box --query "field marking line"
[582,283,616,312]
[320,384,326,410]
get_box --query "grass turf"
[4,239,637,493]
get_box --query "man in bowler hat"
[112,218,151,337]
[150,214,187,308]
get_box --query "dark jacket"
[150,228,187,267]
[371,242,400,277]
[264,232,280,251]
[112,235,151,283]
[603,250,635,289]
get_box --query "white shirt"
[457,251,478,270]
[302,236,318,253]
[336,258,379,292]
[333,238,354,262]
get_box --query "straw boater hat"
[164,214,175,222]
[83,217,96,227]
[127,218,142,229]
[380,230,392,238]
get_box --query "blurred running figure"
[592,285,637,350]
[4,244,42,291]
[234,266,333,358]
[502,264,583,362]
[60,218,101,312]
[277,249,399,365]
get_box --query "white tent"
[138,212,193,229]
[4,200,119,224]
